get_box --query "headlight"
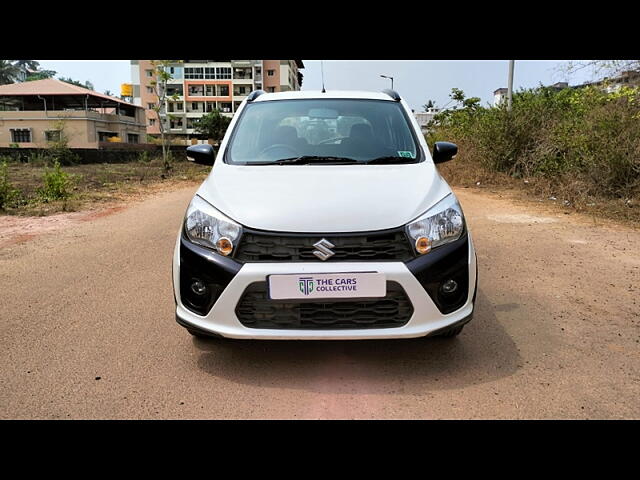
[184,195,242,255]
[406,194,464,254]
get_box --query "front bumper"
[173,231,477,340]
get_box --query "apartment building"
[131,60,304,141]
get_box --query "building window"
[205,84,216,96]
[127,134,139,144]
[149,118,156,126]
[267,86,276,93]
[185,67,204,79]
[98,131,119,142]
[216,67,231,79]
[219,85,229,96]
[146,70,153,77]
[204,67,216,79]
[45,130,61,142]
[188,85,204,96]
[267,69,275,76]
[147,103,156,110]
[11,129,31,143]
[146,86,154,94]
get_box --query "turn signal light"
[216,236,233,256]
[415,236,432,255]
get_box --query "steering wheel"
[259,144,300,158]
[317,136,344,145]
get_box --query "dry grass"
[437,160,640,228]
[2,158,210,216]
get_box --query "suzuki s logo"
[313,238,335,261]
[299,277,315,295]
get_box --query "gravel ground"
[0,185,638,419]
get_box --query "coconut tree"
[13,60,40,72]
[0,60,20,85]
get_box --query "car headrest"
[273,125,299,143]
[349,123,374,140]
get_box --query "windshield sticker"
[397,151,415,158]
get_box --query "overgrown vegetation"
[0,158,21,210]
[1,154,210,216]
[37,160,75,202]
[427,85,640,222]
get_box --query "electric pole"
[507,60,515,111]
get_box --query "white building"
[413,107,440,133]
[493,88,508,107]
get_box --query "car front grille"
[234,229,415,262]
[235,281,413,330]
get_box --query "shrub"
[38,160,75,201]
[137,150,151,163]
[0,160,21,210]
[428,85,640,201]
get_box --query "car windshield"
[226,98,420,165]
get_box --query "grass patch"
[1,156,210,216]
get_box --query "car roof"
[253,90,397,102]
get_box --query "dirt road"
[1,186,638,419]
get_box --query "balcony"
[233,68,253,80]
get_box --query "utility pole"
[380,74,394,90]
[507,60,515,111]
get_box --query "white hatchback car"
[173,89,477,340]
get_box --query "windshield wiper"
[263,156,362,165]
[364,156,419,165]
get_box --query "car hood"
[197,162,452,233]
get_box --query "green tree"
[148,60,183,171]
[423,99,435,111]
[0,60,20,84]
[193,110,231,144]
[564,60,640,78]
[26,70,57,81]
[12,60,40,72]
[59,76,94,90]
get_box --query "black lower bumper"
[179,232,241,316]
[406,232,471,314]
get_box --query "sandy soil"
[0,185,638,419]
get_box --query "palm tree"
[0,60,20,85]
[13,60,40,72]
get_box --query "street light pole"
[380,74,394,90]
[507,60,515,111]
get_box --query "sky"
[36,60,598,111]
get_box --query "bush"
[0,159,21,210]
[137,150,152,163]
[38,160,75,201]
[428,85,640,201]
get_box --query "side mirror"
[432,141,458,164]
[186,144,215,166]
